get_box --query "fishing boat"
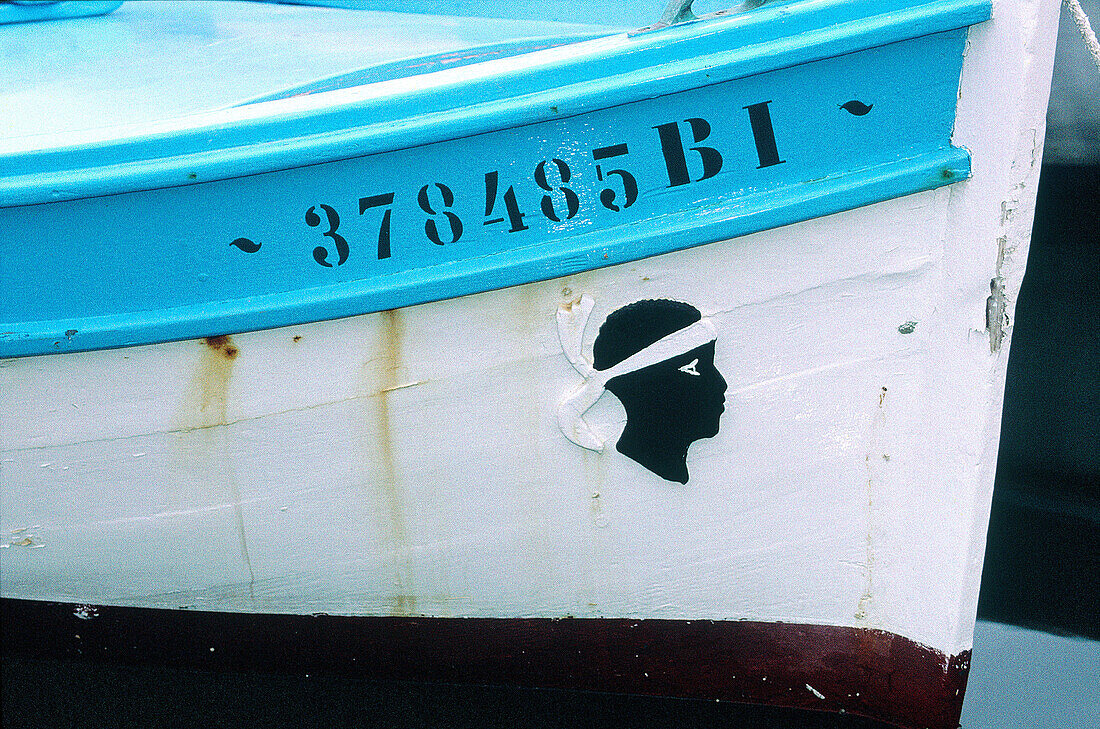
[0,1,1065,727]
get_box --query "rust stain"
[168,338,254,605]
[393,595,417,616]
[178,336,240,430]
[205,335,239,360]
[373,309,414,616]
[376,310,401,512]
[292,335,302,343]
[561,295,582,312]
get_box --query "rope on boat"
[1065,0,1100,74]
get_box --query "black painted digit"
[418,183,463,245]
[500,187,528,232]
[744,101,785,168]
[305,204,349,267]
[534,159,579,222]
[654,119,723,187]
[592,144,638,212]
[483,171,528,232]
[358,193,395,259]
[484,171,499,219]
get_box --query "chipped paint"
[986,277,1007,353]
[72,604,99,620]
[379,380,425,393]
[2,603,976,729]
[7,525,44,548]
[585,450,610,529]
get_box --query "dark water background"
[3,166,1097,729]
[975,166,1100,642]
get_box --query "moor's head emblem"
[557,295,727,484]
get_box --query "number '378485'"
[229,101,784,267]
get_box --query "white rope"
[1065,0,1100,74]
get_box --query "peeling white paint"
[379,380,426,393]
[73,604,99,620]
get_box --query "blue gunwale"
[0,0,991,358]
[0,1,122,25]
[3,148,969,357]
[0,0,990,207]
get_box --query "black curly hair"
[592,299,702,371]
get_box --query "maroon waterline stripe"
[1,599,970,729]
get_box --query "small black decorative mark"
[840,100,873,116]
[230,237,262,253]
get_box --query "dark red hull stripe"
[1,599,969,729]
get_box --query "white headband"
[556,294,717,452]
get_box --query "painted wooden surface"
[0,28,974,356]
[0,1,990,356]
[0,0,1061,681]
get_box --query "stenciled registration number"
[229,102,787,267]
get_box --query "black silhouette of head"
[592,300,727,484]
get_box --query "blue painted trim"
[0,1,121,25]
[235,36,616,107]
[2,147,969,357]
[0,0,990,207]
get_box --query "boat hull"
[0,2,1064,728]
